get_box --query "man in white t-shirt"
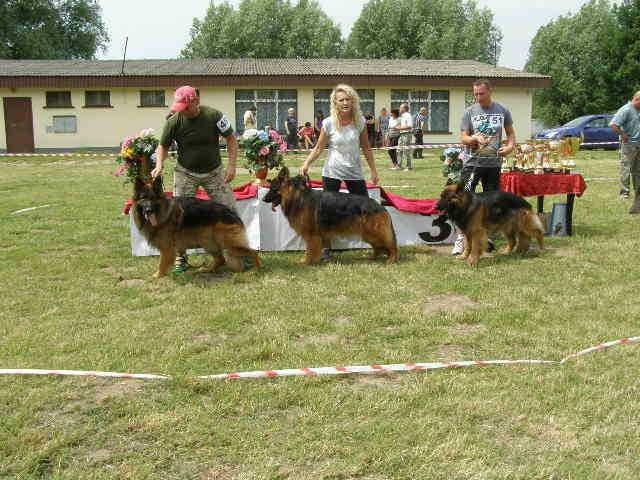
[396,103,414,171]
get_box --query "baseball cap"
[170,85,198,112]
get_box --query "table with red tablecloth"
[500,172,587,235]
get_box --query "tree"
[0,0,108,59]
[344,0,501,63]
[180,2,240,59]
[612,0,640,103]
[181,0,343,58]
[525,0,619,125]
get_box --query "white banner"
[129,187,455,256]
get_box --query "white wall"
[1,85,533,151]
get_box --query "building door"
[3,97,35,153]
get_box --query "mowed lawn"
[1,149,639,479]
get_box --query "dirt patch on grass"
[100,266,117,274]
[349,372,406,390]
[329,316,352,328]
[335,293,350,304]
[447,322,486,337]
[94,380,144,402]
[197,272,231,284]
[199,466,239,479]
[295,333,340,346]
[191,332,229,346]
[86,448,112,463]
[435,343,465,360]
[423,294,481,316]
[553,248,578,257]
[116,277,145,287]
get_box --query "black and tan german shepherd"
[263,167,398,264]
[436,183,545,266]
[132,176,262,277]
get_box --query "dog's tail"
[522,209,546,251]
[530,210,544,232]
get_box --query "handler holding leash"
[151,85,239,272]
[452,78,516,255]
[299,83,379,259]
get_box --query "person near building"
[413,106,429,159]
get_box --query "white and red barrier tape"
[0,336,637,382]
[0,142,621,157]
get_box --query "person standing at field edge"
[610,90,640,213]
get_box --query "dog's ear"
[152,175,164,195]
[291,175,308,190]
[278,166,289,180]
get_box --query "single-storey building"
[0,58,550,153]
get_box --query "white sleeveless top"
[321,116,365,181]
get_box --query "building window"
[313,89,331,119]
[140,90,165,107]
[235,89,297,134]
[52,115,77,133]
[391,90,450,132]
[85,90,111,107]
[313,89,376,119]
[46,91,72,108]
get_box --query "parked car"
[535,114,619,149]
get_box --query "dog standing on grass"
[436,183,545,266]
[263,167,398,265]
[132,176,261,277]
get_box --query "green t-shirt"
[160,105,233,173]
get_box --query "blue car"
[536,114,618,149]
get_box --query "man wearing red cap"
[151,85,239,272]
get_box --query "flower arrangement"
[241,128,285,173]
[113,128,159,183]
[441,146,464,184]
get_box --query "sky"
[97,0,588,70]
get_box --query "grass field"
[1,149,639,479]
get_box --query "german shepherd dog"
[132,176,261,277]
[436,183,545,266]
[263,167,398,264]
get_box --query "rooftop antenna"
[120,36,128,75]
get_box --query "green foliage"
[0,0,109,59]
[345,0,501,62]
[612,0,640,102]
[181,0,343,58]
[525,0,639,126]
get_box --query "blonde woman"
[300,84,379,194]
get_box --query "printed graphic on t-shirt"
[217,115,232,135]
[470,113,504,156]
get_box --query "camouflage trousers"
[173,163,237,212]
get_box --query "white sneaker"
[451,234,465,255]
